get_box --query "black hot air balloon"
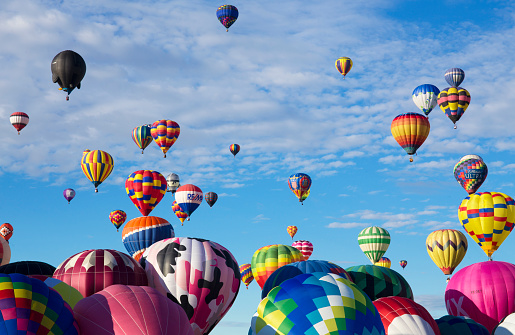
[51,50,86,101]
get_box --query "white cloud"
[326,222,367,229]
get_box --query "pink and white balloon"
[292,240,313,260]
[142,237,240,335]
[445,261,515,332]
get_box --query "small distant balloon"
[412,84,440,117]
[175,184,203,219]
[172,200,188,226]
[438,87,471,129]
[287,225,298,239]
[9,112,29,134]
[453,155,488,194]
[230,144,240,157]
[0,223,13,242]
[109,210,127,231]
[150,119,180,158]
[335,57,353,78]
[63,188,75,204]
[391,112,430,162]
[205,192,218,207]
[131,125,153,154]
[166,173,180,193]
[399,260,407,269]
[216,5,239,31]
[240,263,254,289]
[288,173,312,204]
[81,149,114,192]
[444,68,465,87]
[374,256,391,268]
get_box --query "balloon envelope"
[0,237,10,266]
[109,209,127,231]
[0,223,13,242]
[0,261,55,277]
[216,5,238,30]
[205,191,218,207]
[426,229,468,275]
[286,225,297,239]
[287,173,312,203]
[53,249,148,297]
[444,68,465,87]
[251,244,304,289]
[492,313,515,334]
[74,285,193,335]
[121,216,175,261]
[131,125,153,154]
[374,257,391,268]
[458,192,515,258]
[172,200,188,225]
[63,188,75,203]
[51,50,86,99]
[412,84,440,116]
[125,170,167,216]
[438,87,471,126]
[445,261,515,332]
[292,240,313,260]
[150,119,180,158]
[374,296,440,335]
[391,112,430,160]
[358,226,391,264]
[335,57,353,77]
[346,265,413,301]
[399,260,407,269]
[436,315,489,335]
[166,173,180,193]
[80,149,114,192]
[9,112,29,134]
[255,273,385,335]
[240,263,254,289]
[142,237,240,335]
[175,184,203,217]
[454,156,488,194]
[229,144,240,157]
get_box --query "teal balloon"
[436,315,489,335]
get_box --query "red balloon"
[0,223,13,241]
[125,170,167,216]
[445,261,515,332]
[74,285,193,335]
[374,296,440,334]
[53,249,148,297]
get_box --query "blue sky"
[1,0,515,333]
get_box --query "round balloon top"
[458,192,515,258]
[335,57,353,78]
[0,223,13,241]
[436,315,489,335]
[374,256,391,268]
[445,261,515,332]
[216,5,239,31]
[444,67,465,87]
[51,50,86,100]
[426,229,468,275]
[346,265,413,301]
[0,261,55,277]
[459,154,483,162]
[166,173,180,193]
[121,216,174,261]
[63,188,75,204]
[9,112,29,134]
[358,226,391,264]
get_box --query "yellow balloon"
[458,192,515,258]
[374,257,391,268]
[426,229,468,275]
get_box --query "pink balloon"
[445,261,515,332]
[74,285,193,335]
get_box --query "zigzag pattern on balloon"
[426,239,467,252]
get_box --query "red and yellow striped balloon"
[239,263,254,289]
[80,150,114,192]
[150,120,180,158]
[287,225,298,239]
[391,112,430,162]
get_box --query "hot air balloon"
[230,143,240,157]
[345,265,413,301]
[286,225,297,239]
[458,192,515,259]
[453,155,488,194]
[166,172,180,193]
[175,184,203,219]
[445,261,515,332]
[53,249,148,298]
[131,125,153,154]
[216,5,238,31]
[240,263,254,289]
[0,223,13,242]
[172,200,188,225]
[436,315,489,335]
[412,84,440,117]
[335,57,353,78]
[358,226,391,264]
[0,237,10,266]
[205,191,218,207]
[374,296,440,335]
[74,285,193,335]
[288,173,311,204]
[142,237,240,335]
[121,216,175,261]
[250,244,303,289]
[261,260,352,299]
[9,112,29,134]
[51,50,86,100]
[292,240,313,260]
[109,209,127,231]
[80,149,114,192]
[444,68,465,87]
[438,87,471,129]
[374,256,391,268]
[391,112,430,162]
[125,170,167,216]
[399,260,407,269]
[426,229,468,276]
[492,313,515,334]
[63,188,75,204]
[0,261,55,277]
[254,273,385,335]
[150,119,180,158]
[0,274,79,334]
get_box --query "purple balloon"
[63,188,75,204]
[445,261,515,332]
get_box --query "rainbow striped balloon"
[251,244,303,289]
[150,119,180,158]
[391,113,430,162]
[239,263,254,289]
[81,149,114,192]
